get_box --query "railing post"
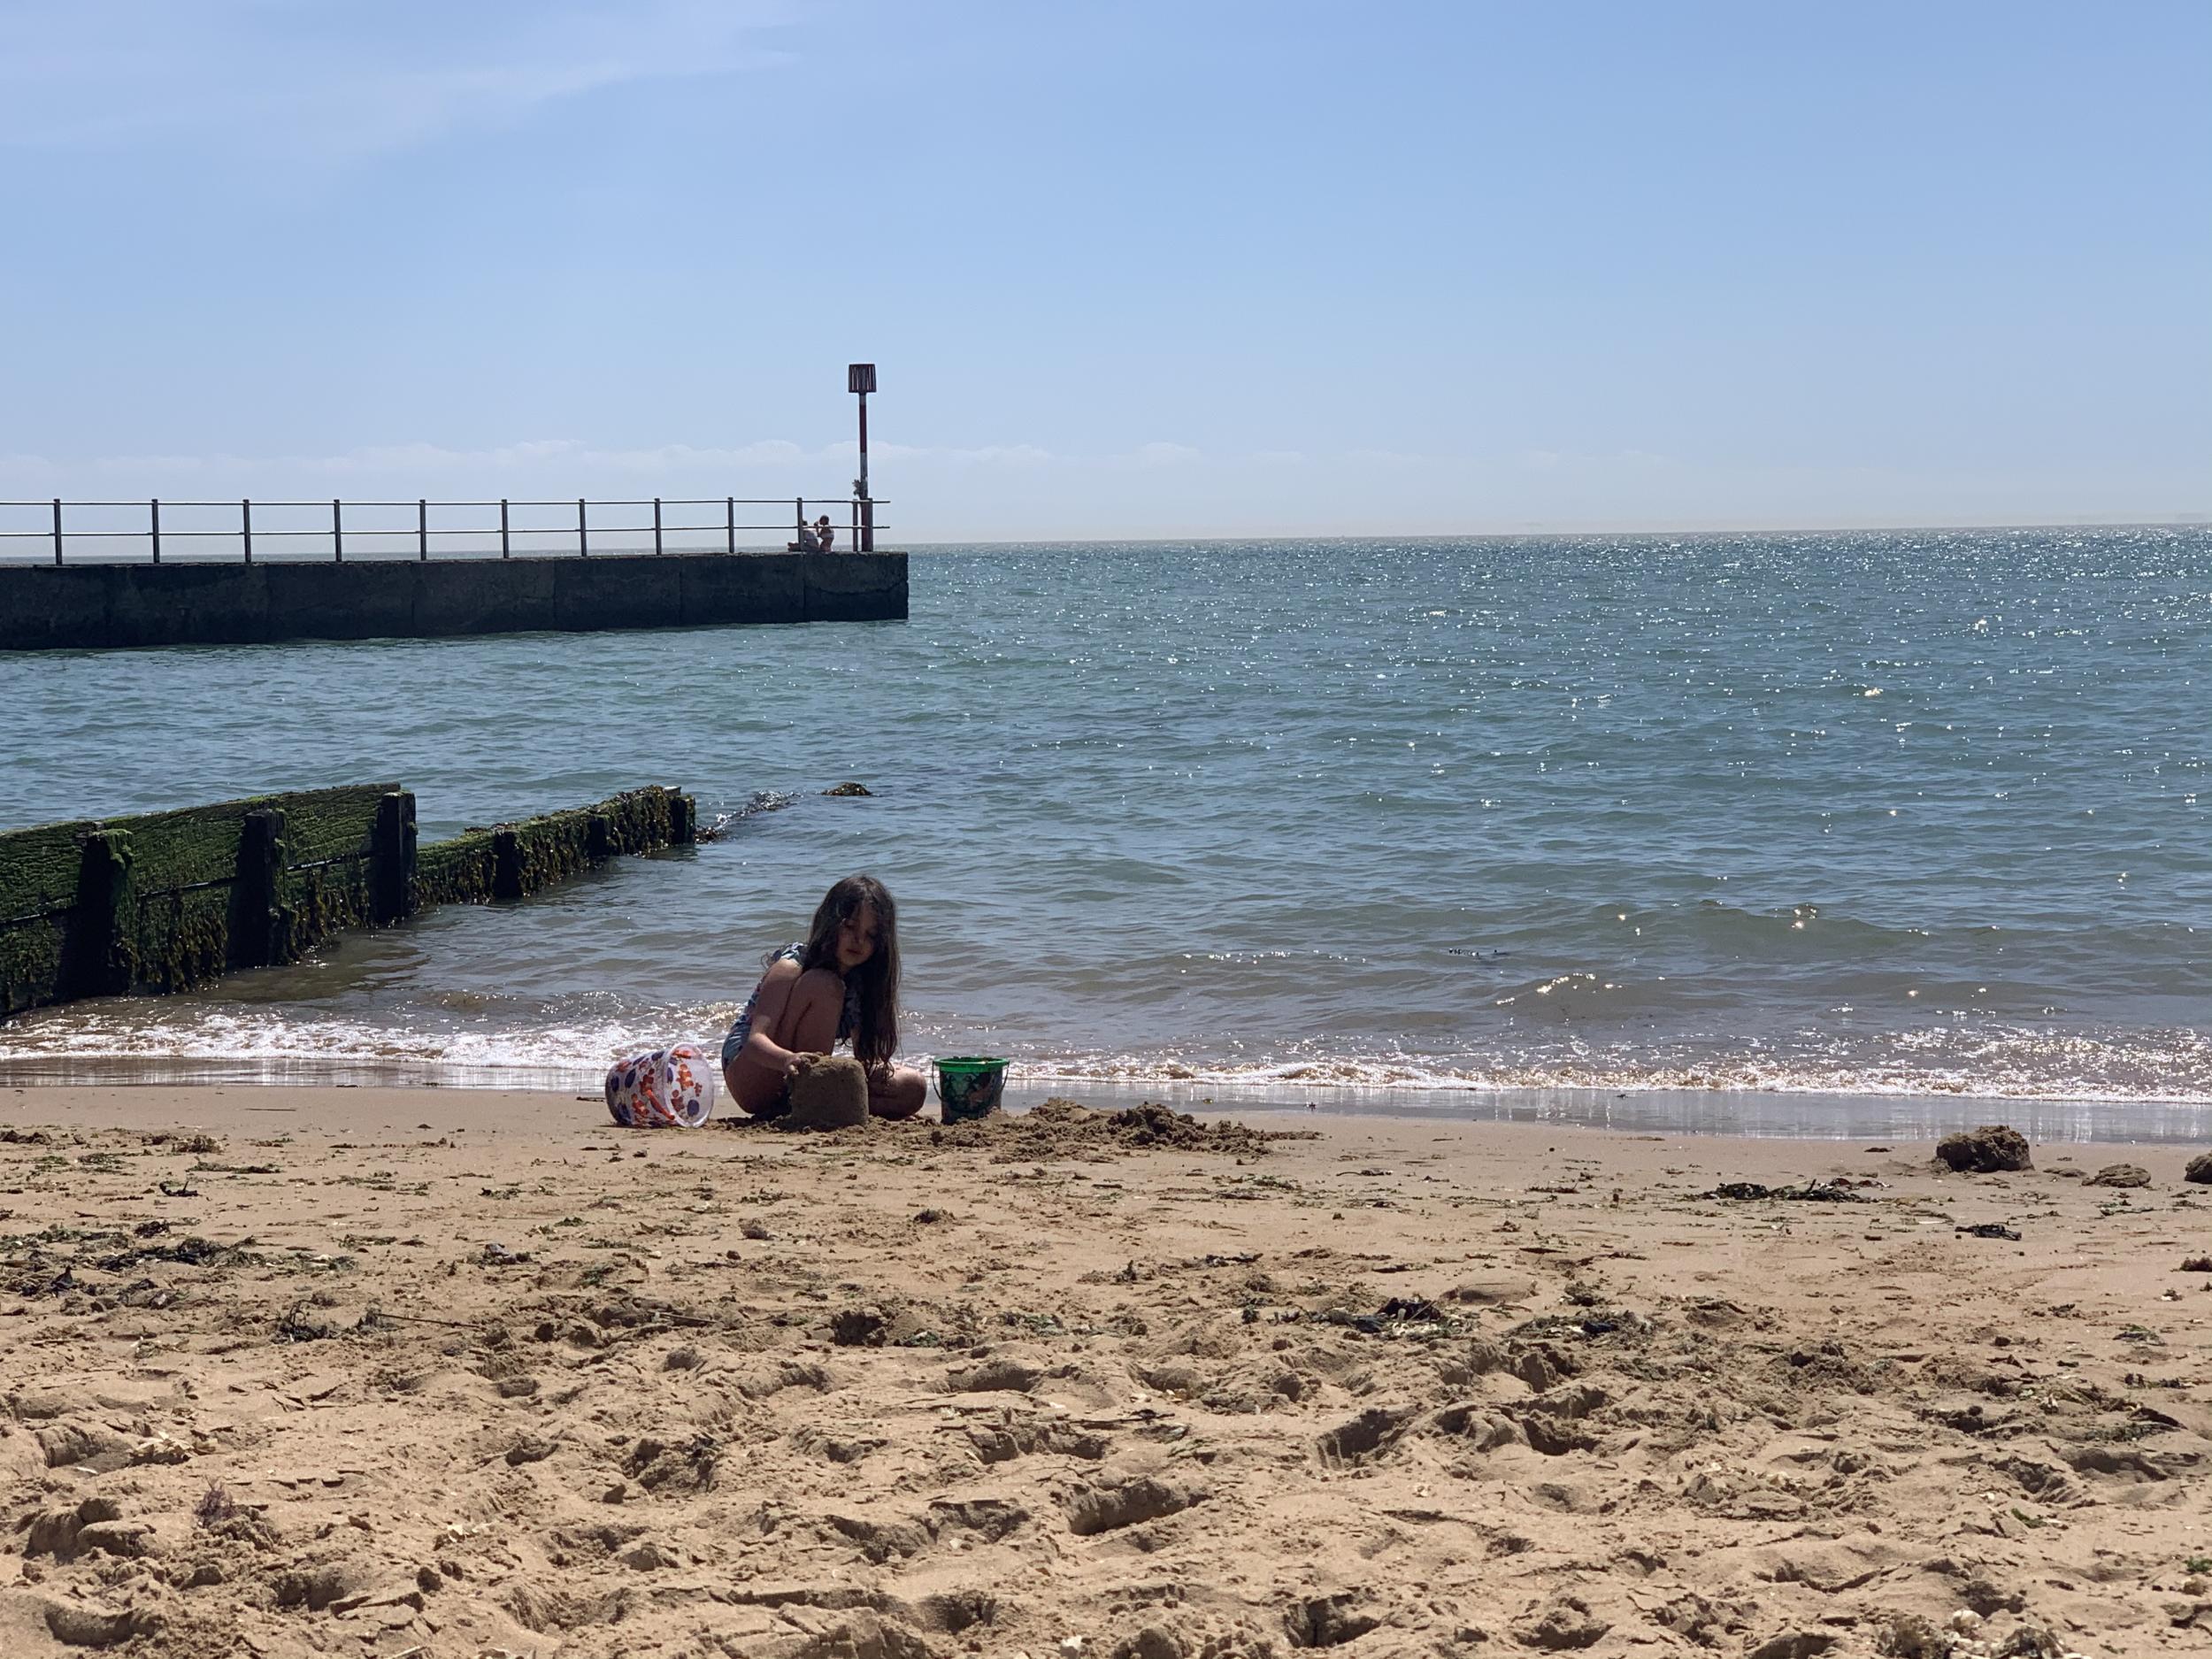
[653,497,663,556]
[500,498,511,558]
[578,498,588,557]
[242,499,252,565]
[850,498,857,555]
[333,499,344,562]
[418,498,428,561]
[50,498,61,566]
[150,498,161,564]
[795,498,804,544]
[726,496,734,554]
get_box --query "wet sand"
[1,1085,2207,1657]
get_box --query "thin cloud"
[1342,448,1430,471]
[877,442,1055,467]
[9,440,1714,504]
[0,435,1065,486]
[0,0,793,159]
[1130,442,1202,466]
[0,439,1695,486]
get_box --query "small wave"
[4,1007,2207,1107]
[0,1006,740,1082]
[1012,1042,2212,1106]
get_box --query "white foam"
[2,1008,2206,1106]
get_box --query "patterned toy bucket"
[933,1056,1009,1124]
[605,1043,718,1128]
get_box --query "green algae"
[1,782,694,1022]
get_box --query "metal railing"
[0,495,887,565]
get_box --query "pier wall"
[0,550,905,651]
[0,784,695,1021]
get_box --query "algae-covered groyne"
[0,784,695,1020]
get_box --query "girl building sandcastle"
[720,874,927,1121]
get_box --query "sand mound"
[929,1097,1310,1160]
[784,1054,870,1130]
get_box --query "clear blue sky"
[2,0,2205,539]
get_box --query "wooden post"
[62,829,136,999]
[587,811,613,863]
[500,498,511,558]
[491,827,524,901]
[370,791,417,926]
[669,791,696,844]
[150,499,161,564]
[726,496,734,554]
[578,498,588,557]
[230,809,288,968]
[418,498,428,561]
[333,499,344,562]
[242,499,252,565]
[50,498,61,566]
[653,498,663,556]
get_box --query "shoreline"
[3,1070,2208,1145]
[0,1085,2202,1655]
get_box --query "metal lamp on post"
[849,362,876,552]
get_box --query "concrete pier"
[0,549,906,651]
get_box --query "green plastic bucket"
[934,1056,1009,1123]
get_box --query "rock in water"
[1936,1125,2032,1173]
[785,1054,869,1130]
[2086,1164,2150,1188]
[823,781,873,797]
[2185,1153,2212,1185]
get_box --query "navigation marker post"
[849,362,876,552]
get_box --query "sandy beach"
[0,1087,2206,1658]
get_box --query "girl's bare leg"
[726,971,849,1117]
[867,1064,928,1120]
[726,1055,781,1118]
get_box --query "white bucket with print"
[604,1043,718,1128]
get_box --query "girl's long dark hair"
[799,874,900,1069]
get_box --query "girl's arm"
[738,958,808,1076]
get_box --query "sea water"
[2,529,2207,1135]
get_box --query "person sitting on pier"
[720,874,926,1121]
[795,519,822,551]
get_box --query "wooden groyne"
[0,549,905,651]
[0,784,695,1020]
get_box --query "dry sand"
[0,1085,2207,1659]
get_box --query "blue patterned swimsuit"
[721,944,860,1070]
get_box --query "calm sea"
[4,530,2208,1135]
